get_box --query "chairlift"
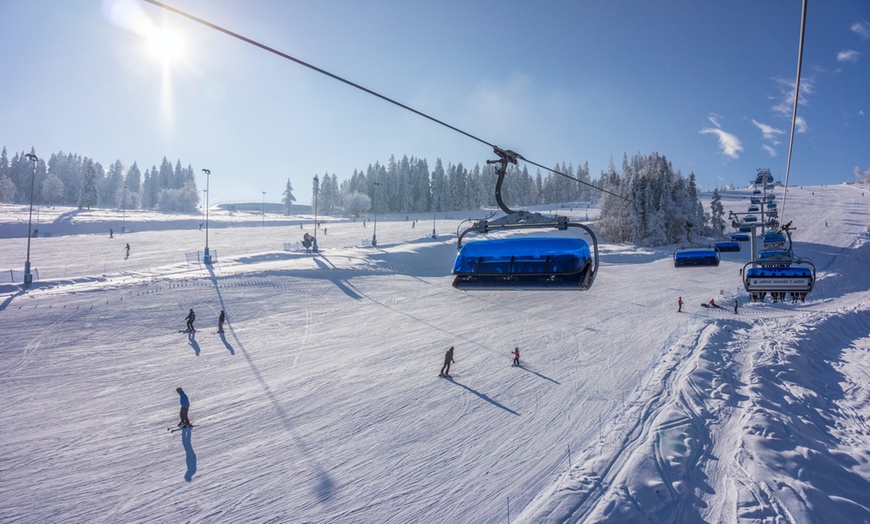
[748,205,760,213]
[714,241,741,252]
[762,231,786,247]
[673,222,720,267]
[731,233,750,242]
[452,147,599,290]
[743,222,815,302]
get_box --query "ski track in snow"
[0,185,869,523]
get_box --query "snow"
[1,185,868,523]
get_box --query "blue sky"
[1,0,868,204]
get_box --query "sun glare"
[147,27,185,64]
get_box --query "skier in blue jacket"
[177,387,191,427]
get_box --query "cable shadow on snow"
[445,378,520,416]
[218,332,234,355]
[204,264,337,503]
[181,427,197,481]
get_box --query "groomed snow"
[1,185,868,523]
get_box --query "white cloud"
[700,116,742,159]
[751,119,785,143]
[837,49,861,62]
[851,21,870,39]
[762,144,777,157]
[771,77,814,117]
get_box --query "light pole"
[262,191,266,227]
[313,175,319,249]
[372,181,380,247]
[431,178,437,240]
[122,185,128,233]
[23,153,38,288]
[202,189,207,223]
[202,168,212,264]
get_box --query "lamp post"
[202,168,212,264]
[202,189,207,223]
[23,153,38,288]
[431,178,437,240]
[313,175,319,248]
[372,181,380,247]
[122,185,128,233]
[262,191,266,227]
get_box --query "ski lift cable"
[142,0,636,206]
[779,0,808,222]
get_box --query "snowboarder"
[176,387,191,427]
[512,347,520,367]
[440,346,455,377]
[185,309,196,332]
[708,298,718,308]
[678,296,683,312]
[218,310,225,333]
[125,243,130,258]
[733,299,739,314]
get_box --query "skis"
[168,424,196,432]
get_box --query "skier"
[185,308,196,332]
[733,299,739,314]
[125,243,130,258]
[440,346,455,377]
[176,387,191,427]
[109,228,113,238]
[512,347,520,367]
[678,296,683,312]
[218,310,225,334]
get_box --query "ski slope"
[1,185,868,523]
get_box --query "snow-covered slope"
[0,185,868,523]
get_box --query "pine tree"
[282,179,296,215]
[78,158,99,210]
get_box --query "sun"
[146,26,185,65]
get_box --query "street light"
[372,181,380,247]
[313,175,319,249]
[431,177,437,240]
[262,191,266,227]
[23,153,38,288]
[122,185,128,233]
[202,168,212,264]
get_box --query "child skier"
[512,347,521,367]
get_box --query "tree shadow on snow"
[446,378,520,416]
[181,427,197,481]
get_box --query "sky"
[1,0,868,204]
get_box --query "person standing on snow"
[218,310,225,334]
[678,296,683,312]
[440,346,455,377]
[733,299,739,314]
[125,243,130,258]
[176,387,191,427]
[186,309,196,332]
[512,347,521,367]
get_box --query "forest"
[1,146,713,246]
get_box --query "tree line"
[0,148,199,213]
[2,146,711,247]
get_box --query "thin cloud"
[752,119,785,157]
[837,49,861,62]
[852,21,870,39]
[752,120,785,143]
[700,115,742,159]
[770,77,813,134]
